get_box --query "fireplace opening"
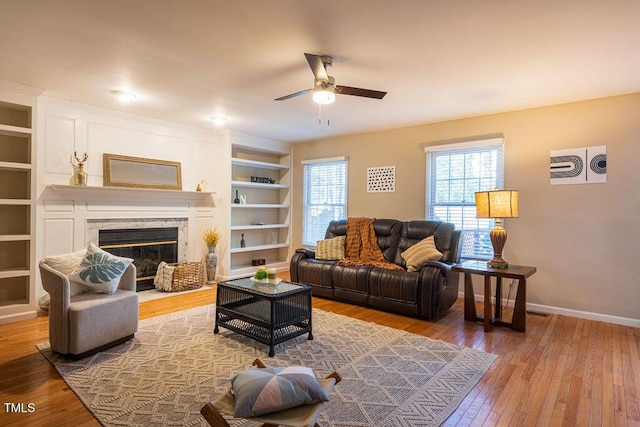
[99,227,178,292]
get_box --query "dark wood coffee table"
[214,277,313,356]
[453,260,537,332]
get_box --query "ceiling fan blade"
[274,88,313,101]
[304,53,329,81]
[335,85,387,99]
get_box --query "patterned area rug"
[38,305,496,426]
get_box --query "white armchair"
[39,260,139,359]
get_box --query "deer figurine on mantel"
[70,151,88,186]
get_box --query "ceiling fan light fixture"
[313,88,335,104]
[275,53,386,104]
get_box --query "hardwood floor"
[1,281,638,426]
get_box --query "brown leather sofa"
[290,219,462,320]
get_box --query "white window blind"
[302,158,348,246]
[425,139,504,259]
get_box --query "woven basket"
[168,262,205,292]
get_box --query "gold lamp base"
[487,220,509,269]
[487,258,509,269]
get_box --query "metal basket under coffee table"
[214,277,313,357]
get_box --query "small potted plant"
[203,229,220,250]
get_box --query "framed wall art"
[550,145,606,185]
[367,165,396,192]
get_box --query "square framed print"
[367,166,395,192]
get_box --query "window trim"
[301,156,348,248]
[424,137,505,260]
[301,156,347,165]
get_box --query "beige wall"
[291,93,640,322]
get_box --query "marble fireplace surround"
[87,218,188,263]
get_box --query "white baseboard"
[0,310,38,325]
[458,291,640,328]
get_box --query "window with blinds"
[425,139,504,259]
[302,158,348,246]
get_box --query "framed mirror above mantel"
[103,153,182,190]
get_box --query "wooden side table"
[452,260,537,332]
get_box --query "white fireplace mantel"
[46,184,216,204]
[38,184,217,300]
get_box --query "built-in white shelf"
[230,243,289,253]
[231,180,289,189]
[0,95,36,324]
[47,185,216,202]
[230,224,289,231]
[231,203,289,209]
[228,141,291,280]
[231,157,289,170]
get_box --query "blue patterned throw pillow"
[231,366,328,417]
[68,243,133,294]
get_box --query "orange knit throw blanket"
[338,217,403,271]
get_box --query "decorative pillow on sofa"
[315,236,345,260]
[401,235,443,272]
[231,366,328,417]
[44,249,92,296]
[68,243,133,294]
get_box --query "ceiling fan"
[274,53,387,104]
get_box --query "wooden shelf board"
[0,235,31,242]
[231,203,289,209]
[231,157,289,170]
[230,224,289,231]
[231,180,289,189]
[0,161,31,170]
[0,199,31,205]
[227,261,290,278]
[230,243,289,253]
[0,124,32,135]
[0,269,30,279]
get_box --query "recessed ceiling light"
[113,90,136,102]
[210,116,228,126]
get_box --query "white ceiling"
[1,1,639,143]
